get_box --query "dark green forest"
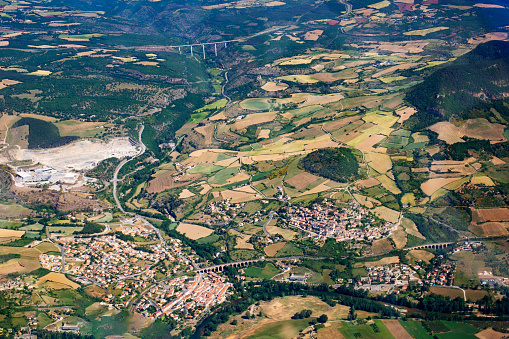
[300,147,360,183]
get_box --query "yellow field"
[401,193,416,206]
[355,134,386,152]
[37,272,79,289]
[430,188,450,202]
[265,226,297,241]
[220,190,258,203]
[369,0,390,9]
[0,229,25,238]
[278,74,320,84]
[404,27,449,36]
[176,223,214,240]
[363,111,399,128]
[353,194,381,209]
[411,132,429,143]
[401,219,424,240]
[379,76,407,83]
[373,206,400,223]
[421,177,462,196]
[264,242,286,256]
[262,81,288,92]
[376,174,401,194]
[35,242,60,253]
[230,229,254,250]
[230,112,277,130]
[0,258,40,274]
[179,189,195,199]
[471,175,495,186]
[366,152,392,174]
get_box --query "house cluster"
[450,241,482,254]
[40,234,183,287]
[207,200,246,223]
[119,222,158,241]
[420,261,456,286]
[287,201,396,241]
[138,272,232,323]
[0,275,33,291]
[363,264,418,287]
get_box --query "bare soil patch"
[356,177,380,189]
[286,172,320,190]
[407,249,434,263]
[478,208,509,222]
[264,242,286,256]
[176,223,213,240]
[430,119,506,144]
[475,327,508,339]
[371,238,393,254]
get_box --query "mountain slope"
[406,40,509,129]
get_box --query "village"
[287,201,397,242]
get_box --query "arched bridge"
[405,242,454,251]
[197,259,262,273]
[196,256,323,274]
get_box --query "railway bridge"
[405,242,454,251]
[196,259,264,273]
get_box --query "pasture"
[244,263,281,280]
[339,320,394,339]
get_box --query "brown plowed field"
[478,208,509,222]
[285,172,320,190]
[381,319,412,339]
[147,172,201,193]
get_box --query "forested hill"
[406,41,509,128]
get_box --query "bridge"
[405,242,454,251]
[195,256,321,274]
[126,26,288,59]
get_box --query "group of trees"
[300,147,360,183]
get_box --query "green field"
[437,321,479,339]
[244,263,281,280]
[399,319,433,339]
[48,226,83,234]
[197,234,220,245]
[247,318,314,339]
[208,167,239,185]
[274,242,303,257]
[339,320,394,339]
[240,98,279,111]
[195,98,228,113]
[188,164,224,175]
[20,223,44,231]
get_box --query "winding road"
[111,125,199,270]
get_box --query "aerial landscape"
[0,0,509,338]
